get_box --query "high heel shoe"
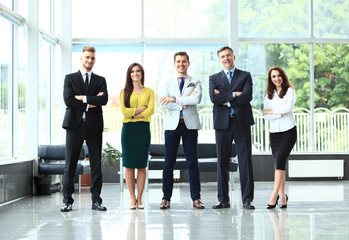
[267,195,279,209]
[280,194,288,208]
[137,200,144,209]
[130,200,136,210]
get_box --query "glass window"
[17,26,28,157]
[17,0,28,19]
[239,43,310,152]
[238,0,309,38]
[314,0,349,38]
[38,40,51,145]
[313,43,349,152]
[0,0,12,9]
[72,0,141,38]
[39,0,51,32]
[0,18,12,159]
[144,0,228,38]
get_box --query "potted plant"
[101,142,122,171]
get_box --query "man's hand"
[235,91,242,97]
[75,95,84,101]
[214,89,220,94]
[160,96,174,105]
[89,104,96,108]
[97,92,103,96]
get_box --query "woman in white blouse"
[263,66,297,209]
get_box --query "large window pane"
[39,0,51,32]
[239,0,309,38]
[313,43,349,152]
[314,0,349,38]
[0,18,12,159]
[145,0,228,38]
[71,49,142,149]
[72,0,141,38]
[18,0,28,19]
[38,40,51,145]
[239,43,310,152]
[17,27,28,157]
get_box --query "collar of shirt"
[223,67,236,77]
[80,69,92,80]
[177,74,188,85]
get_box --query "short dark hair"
[82,46,96,53]
[174,51,189,62]
[217,46,233,57]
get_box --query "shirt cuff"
[83,95,87,103]
[233,92,236,98]
[227,102,231,107]
[85,104,89,112]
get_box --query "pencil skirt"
[121,122,150,169]
[270,126,297,170]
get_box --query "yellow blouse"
[120,87,155,123]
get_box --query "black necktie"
[85,73,89,89]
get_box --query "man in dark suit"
[60,46,108,212]
[209,46,255,210]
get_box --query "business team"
[61,46,296,211]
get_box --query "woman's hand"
[263,109,273,116]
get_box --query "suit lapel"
[231,69,240,87]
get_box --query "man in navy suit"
[209,46,255,210]
[159,52,204,209]
[60,46,108,212]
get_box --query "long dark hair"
[267,66,294,100]
[123,63,145,107]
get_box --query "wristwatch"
[172,97,176,102]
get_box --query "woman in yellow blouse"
[120,62,154,209]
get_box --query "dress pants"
[162,121,201,201]
[215,117,254,203]
[63,121,103,204]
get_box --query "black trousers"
[215,117,254,203]
[63,121,103,204]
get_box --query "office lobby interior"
[1,0,349,239]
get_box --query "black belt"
[229,114,236,118]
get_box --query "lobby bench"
[38,144,90,194]
[145,143,238,191]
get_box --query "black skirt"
[121,122,150,169]
[270,126,297,170]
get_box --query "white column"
[60,0,72,142]
[27,0,39,159]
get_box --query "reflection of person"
[126,210,146,240]
[120,63,154,209]
[159,52,204,209]
[209,46,255,210]
[263,66,297,209]
[61,46,108,212]
[268,210,287,240]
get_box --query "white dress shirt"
[263,87,296,133]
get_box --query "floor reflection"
[1,181,349,239]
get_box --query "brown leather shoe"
[193,199,205,209]
[160,199,170,209]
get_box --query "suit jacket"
[62,71,108,132]
[209,68,254,130]
[161,75,202,130]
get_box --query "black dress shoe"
[60,203,72,212]
[267,195,279,209]
[212,201,230,209]
[92,202,107,211]
[243,201,255,210]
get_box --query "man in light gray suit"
[159,52,204,209]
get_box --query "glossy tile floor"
[1,181,349,240]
